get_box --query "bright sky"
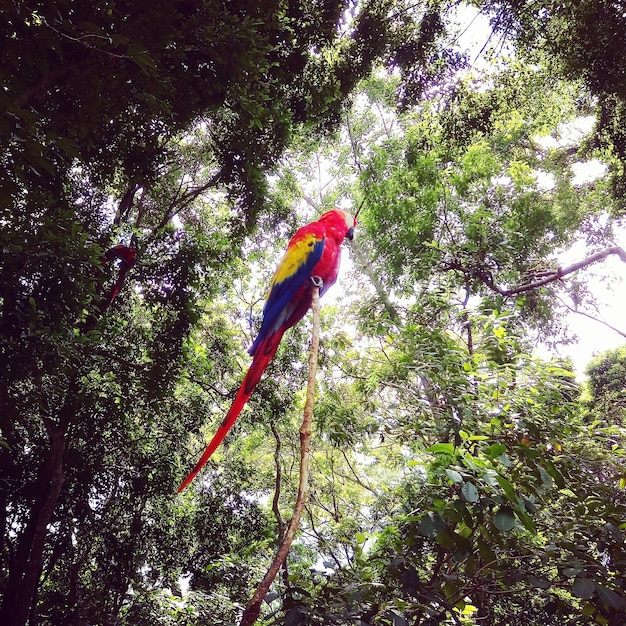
[551,234,626,375]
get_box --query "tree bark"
[0,377,76,626]
[349,240,400,323]
[0,426,67,626]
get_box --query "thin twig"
[340,450,379,496]
[184,375,231,398]
[270,424,285,542]
[558,297,626,339]
[349,240,400,323]
[345,113,364,174]
[240,282,321,626]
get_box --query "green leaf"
[126,43,156,71]
[538,466,554,488]
[596,584,626,608]
[544,460,566,488]
[496,475,518,503]
[515,509,536,533]
[78,20,107,35]
[446,469,463,483]
[523,497,538,513]
[572,577,595,599]
[428,442,455,455]
[497,453,512,467]
[419,512,446,538]
[562,566,583,578]
[482,469,500,487]
[478,538,496,565]
[465,553,477,576]
[493,507,515,531]
[528,575,550,589]
[454,500,473,526]
[110,34,129,47]
[461,481,479,503]
[390,610,409,626]
[485,443,507,458]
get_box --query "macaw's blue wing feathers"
[249,225,325,356]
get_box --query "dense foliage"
[2,1,626,626]
[476,0,626,208]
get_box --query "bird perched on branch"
[102,244,136,307]
[82,244,136,332]
[178,209,356,492]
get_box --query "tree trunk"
[0,392,71,626]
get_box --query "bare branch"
[241,283,321,626]
[114,183,140,226]
[16,65,67,108]
[345,113,364,175]
[558,297,626,339]
[303,193,321,211]
[451,246,626,297]
[152,173,221,233]
[184,375,231,398]
[270,424,285,542]
[339,450,379,495]
[87,347,147,371]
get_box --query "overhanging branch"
[349,239,400,323]
[464,246,626,297]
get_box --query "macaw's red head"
[319,209,356,241]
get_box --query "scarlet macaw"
[83,244,137,331]
[102,244,136,306]
[178,209,356,492]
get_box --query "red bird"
[102,244,136,305]
[178,209,356,492]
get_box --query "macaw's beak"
[346,226,355,241]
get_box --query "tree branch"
[184,375,231,398]
[339,449,379,496]
[558,297,626,339]
[345,112,364,174]
[240,283,321,626]
[270,424,285,543]
[303,193,321,211]
[475,246,626,297]
[16,65,67,108]
[152,173,221,233]
[349,240,400,323]
[113,183,140,226]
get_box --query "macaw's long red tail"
[177,330,285,493]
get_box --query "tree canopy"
[2,2,626,625]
